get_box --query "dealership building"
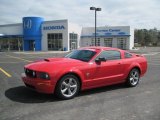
[80,26,134,50]
[0,17,134,51]
[0,17,80,51]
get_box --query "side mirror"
[95,57,106,63]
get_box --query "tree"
[134,28,160,46]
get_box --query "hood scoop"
[43,58,71,62]
[44,59,50,62]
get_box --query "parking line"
[6,55,33,62]
[142,52,160,56]
[148,63,160,66]
[0,67,12,77]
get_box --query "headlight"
[32,71,36,77]
[39,72,50,80]
[24,68,36,78]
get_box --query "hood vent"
[44,59,50,62]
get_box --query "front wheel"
[55,74,80,100]
[126,68,140,87]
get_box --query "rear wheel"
[55,74,80,99]
[126,68,140,87]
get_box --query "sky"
[0,0,160,29]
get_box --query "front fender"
[53,67,85,87]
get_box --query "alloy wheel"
[130,71,139,85]
[60,77,78,98]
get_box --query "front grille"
[25,68,37,78]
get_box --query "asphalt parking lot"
[0,47,160,120]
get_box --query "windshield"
[65,50,96,62]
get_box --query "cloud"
[0,0,160,29]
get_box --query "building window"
[117,37,127,50]
[97,38,100,46]
[70,33,78,50]
[48,33,63,51]
[0,37,23,51]
[91,38,95,46]
[104,38,113,47]
[91,38,100,46]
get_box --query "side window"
[97,50,121,60]
[125,52,133,58]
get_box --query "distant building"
[80,26,134,50]
[0,17,80,51]
[0,17,134,51]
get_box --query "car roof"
[79,46,122,51]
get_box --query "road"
[0,48,160,120]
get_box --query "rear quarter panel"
[122,55,147,79]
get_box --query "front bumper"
[21,73,55,94]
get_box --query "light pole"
[90,7,101,46]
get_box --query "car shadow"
[79,83,128,97]
[5,84,128,103]
[5,86,59,103]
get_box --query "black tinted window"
[125,52,132,58]
[65,50,96,62]
[97,50,121,60]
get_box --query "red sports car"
[22,47,147,99]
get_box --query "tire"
[55,74,80,100]
[126,68,140,87]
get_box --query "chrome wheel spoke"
[69,78,73,84]
[130,78,134,84]
[133,79,136,83]
[70,84,77,88]
[62,81,68,87]
[61,88,68,94]
[134,76,138,80]
[68,88,72,95]
[134,72,137,76]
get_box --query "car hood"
[24,58,86,72]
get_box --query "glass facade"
[117,37,127,49]
[0,37,23,51]
[48,33,63,51]
[69,33,78,50]
[104,38,113,47]
[91,38,95,46]
[97,38,100,46]
[80,26,132,50]
[91,38,100,46]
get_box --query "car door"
[90,50,124,86]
